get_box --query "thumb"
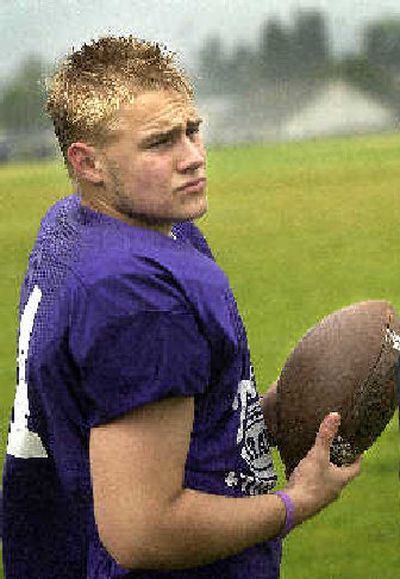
[315,412,341,451]
[342,453,363,480]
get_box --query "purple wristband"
[274,491,295,538]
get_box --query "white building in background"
[282,80,397,140]
[197,79,398,146]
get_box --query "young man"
[2,36,362,578]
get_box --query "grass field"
[1,133,399,577]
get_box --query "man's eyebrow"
[140,118,203,145]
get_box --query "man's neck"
[79,192,173,237]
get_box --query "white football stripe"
[386,328,400,352]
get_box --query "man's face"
[98,89,207,234]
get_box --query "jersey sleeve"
[69,273,211,428]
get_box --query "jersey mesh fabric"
[2,195,281,578]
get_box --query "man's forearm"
[129,488,286,571]
[119,399,362,574]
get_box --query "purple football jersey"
[2,195,281,578]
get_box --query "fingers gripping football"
[283,412,363,526]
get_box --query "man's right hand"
[283,412,363,526]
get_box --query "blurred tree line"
[197,10,400,109]
[1,10,400,137]
[0,54,50,134]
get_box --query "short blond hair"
[46,36,193,165]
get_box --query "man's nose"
[176,137,206,173]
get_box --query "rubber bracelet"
[274,491,295,538]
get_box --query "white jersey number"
[7,285,48,458]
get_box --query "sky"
[1,0,400,82]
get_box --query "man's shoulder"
[70,232,220,318]
[34,197,219,311]
[71,245,190,315]
[38,196,214,262]
[38,194,79,231]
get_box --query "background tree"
[259,19,292,81]
[292,10,330,78]
[364,19,400,72]
[196,35,229,95]
[336,53,400,115]
[0,54,51,134]
[224,44,259,92]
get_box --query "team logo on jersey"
[225,365,277,495]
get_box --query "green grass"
[1,133,400,577]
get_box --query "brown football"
[275,300,400,479]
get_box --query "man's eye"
[150,137,171,148]
[187,126,200,137]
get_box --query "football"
[275,300,400,479]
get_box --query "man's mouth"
[177,178,207,193]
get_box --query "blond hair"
[46,36,193,165]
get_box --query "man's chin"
[186,198,208,221]
[180,206,208,223]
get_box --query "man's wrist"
[273,491,295,537]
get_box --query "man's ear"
[67,143,104,185]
